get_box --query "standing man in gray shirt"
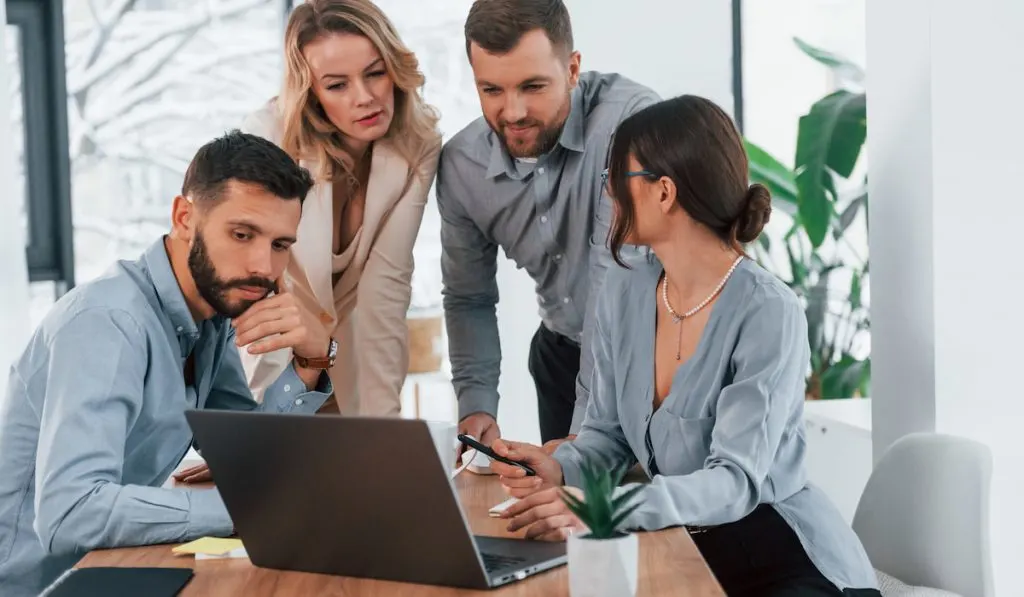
[438,0,659,448]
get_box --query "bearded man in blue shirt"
[0,130,338,596]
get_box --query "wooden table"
[77,473,724,596]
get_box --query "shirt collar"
[143,236,200,339]
[557,87,585,153]
[484,87,586,180]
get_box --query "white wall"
[867,1,1024,593]
[565,0,734,110]
[493,2,736,444]
[0,10,32,397]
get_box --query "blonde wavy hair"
[280,0,440,184]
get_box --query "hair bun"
[735,183,772,244]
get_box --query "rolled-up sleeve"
[437,147,502,421]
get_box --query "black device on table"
[457,434,537,477]
[184,411,565,590]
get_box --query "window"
[61,0,285,286]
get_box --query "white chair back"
[852,432,993,597]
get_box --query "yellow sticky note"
[172,537,243,556]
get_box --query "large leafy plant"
[560,461,644,540]
[747,38,870,400]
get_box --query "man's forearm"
[37,483,233,555]
[444,299,502,420]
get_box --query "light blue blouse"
[553,257,877,591]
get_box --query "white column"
[0,9,33,396]
[866,1,1024,593]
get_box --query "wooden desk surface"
[77,473,724,596]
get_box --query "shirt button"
[540,215,548,224]
[295,398,304,406]
[563,297,570,304]
[176,326,183,333]
[538,167,545,175]
[554,254,563,261]
[283,384,292,392]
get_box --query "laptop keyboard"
[481,552,527,572]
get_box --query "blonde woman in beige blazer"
[239,0,440,417]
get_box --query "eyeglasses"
[600,168,657,186]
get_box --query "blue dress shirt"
[0,238,332,596]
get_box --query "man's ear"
[567,50,582,88]
[169,195,197,242]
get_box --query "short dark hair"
[606,95,772,268]
[181,130,315,207]
[464,0,573,58]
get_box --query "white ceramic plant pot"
[567,531,639,597]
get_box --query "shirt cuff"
[457,388,500,422]
[552,442,585,488]
[264,363,333,414]
[186,489,234,539]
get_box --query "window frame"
[7,0,74,293]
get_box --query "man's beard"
[188,231,276,319]
[494,117,564,158]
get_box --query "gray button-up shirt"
[437,71,659,431]
[553,257,878,592]
[0,238,332,597]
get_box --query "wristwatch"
[294,338,338,370]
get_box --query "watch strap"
[294,338,338,370]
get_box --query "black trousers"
[527,323,580,443]
[692,504,882,597]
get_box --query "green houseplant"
[746,38,871,400]
[560,461,645,596]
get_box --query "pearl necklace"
[662,256,744,360]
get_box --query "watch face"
[327,338,338,359]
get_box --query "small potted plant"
[560,461,645,597]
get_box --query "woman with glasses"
[485,95,881,596]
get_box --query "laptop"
[184,410,567,589]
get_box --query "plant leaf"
[786,238,808,290]
[805,269,832,355]
[609,503,643,533]
[849,270,862,311]
[836,192,867,238]
[795,90,866,247]
[745,139,797,216]
[793,37,865,86]
[820,355,870,399]
[611,485,646,513]
[825,99,867,178]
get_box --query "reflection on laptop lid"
[185,411,566,589]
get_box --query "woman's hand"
[501,486,587,541]
[489,439,564,498]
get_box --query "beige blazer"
[240,101,440,416]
